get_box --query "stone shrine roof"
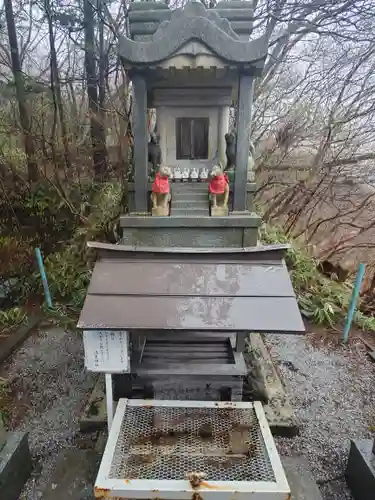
[77,243,305,334]
[118,1,268,68]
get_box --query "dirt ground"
[1,323,374,499]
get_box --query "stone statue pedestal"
[152,206,169,216]
[211,206,229,216]
[346,438,375,500]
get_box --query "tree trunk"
[4,0,38,182]
[45,0,72,171]
[98,1,106,122]
[83,0,108,181]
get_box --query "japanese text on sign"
[83,330,129,373]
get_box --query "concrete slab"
[42,449,100,500]
[80,376,107,433]
[282,456,323,500]
[0,431,32,500]
[246,333,299,436]
[346,439,375,500]
[264,401,299,437]
[43,450,321,500]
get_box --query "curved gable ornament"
[119,1,269,66]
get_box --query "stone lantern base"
[0,431,32,500]
[346,439,375,500]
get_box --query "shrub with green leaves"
[0,307,27,333]
[260,223,375,331]
[23,181,125,325]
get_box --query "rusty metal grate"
[109,403,275,482]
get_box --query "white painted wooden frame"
[95,400,290,500]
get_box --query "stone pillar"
[132,72,148,213]
[0,416,6,451]
[217,106,230,167]
[148,108,156,139]
[0,415,32,500]
[156,107,167,166]
[233,73,254,212]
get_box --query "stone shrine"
[75,2,325,499]
[120,0,264,245]
[79,0,305,435]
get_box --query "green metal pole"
[343,263,366,344]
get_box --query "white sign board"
[83,330,130,373]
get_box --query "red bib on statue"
[209,174,228,194]
[152,172,170,194]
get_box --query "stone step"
[170,198,208,203]
[172,188,208,194]
[171,201,208,209]
[172,199,208,206]
[172,192,208,200]
[171,208,209,216]
[172,188,207,193]
[172,194,208,202]
[171,206,209,212]
[172,183,208,192]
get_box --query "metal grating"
[109,405,275,482]
[140,338,234,365]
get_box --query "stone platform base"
[282,456,323,499]
[79,333,299,436]
[0,432,32,500]
[42,450,323,500]
[132,336,246,402]
[346,439,375,500]
[211,205,229,216]
[120,212,260,247]
[152,205,169,216]
[143,377,243,401]
[42,449,100,500]
[245,333,299,436]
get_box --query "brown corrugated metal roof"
[78,244,305,334]
[88,261,295,297]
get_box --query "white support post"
[105,373,114,432]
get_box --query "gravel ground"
[1,326,95,500]
[264,332,375,500]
